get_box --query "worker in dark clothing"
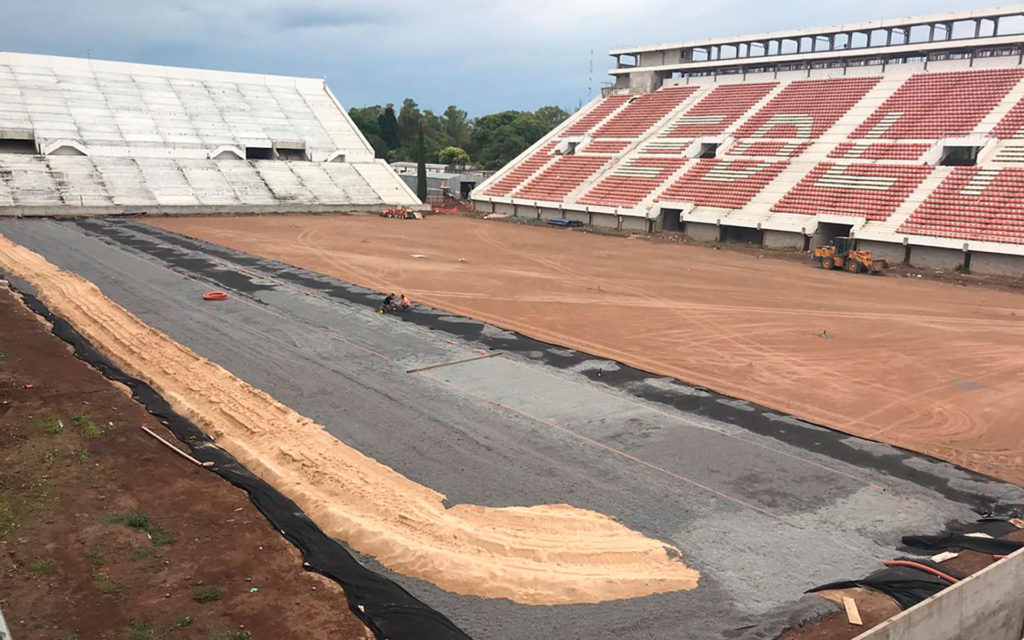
[379,293,397,314]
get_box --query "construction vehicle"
[380,207,423,220]
[814,237,887,274]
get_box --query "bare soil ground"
[149,214,1024,487]
[0,286,369,640]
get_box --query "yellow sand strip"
[0,232,698,605]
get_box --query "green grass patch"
[85,548,105,567]
[147,523,175,547]
[174,616,194,629]
[70,412,103,437]
[127,620,155,638]
[37,417,64,434]
[0,452,56,538]
[130,547,156,562]
[106,511,150,529]
[0,500,17,538]
[93,569,121,595]
[191,585,222,603]
[59,634,78,640]
[27,559,53,576]
[106,511,174,549]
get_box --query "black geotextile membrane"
[902,532,1024,556]
[4,275,472,640]
[807,558,964,610]
[959,516,1021,538]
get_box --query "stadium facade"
[0,52,419,216]
[472,6,1024,276]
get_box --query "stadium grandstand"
[0,52,419,215]
[472,5,1024,276]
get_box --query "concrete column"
[886,29,893,45]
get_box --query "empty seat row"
[663,82,777,137]
[578,157,689,207]
[564,95,630,136]
[853,69,1024,139]
[727,141,809,158]
[657,159,787,209]
[0,155,384,207]
[514,155,612,201]
[899,166,1024,244]
[483,141,558,196]
[593,87,698,139]
[828,142,931,160]
[583,139,631,154]
[735,76,880,139]
[771,162,933,221]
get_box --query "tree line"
[348,99,570,171]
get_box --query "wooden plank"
[931,550,960,563]
[843,596,863,626]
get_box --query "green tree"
[347,99,569,170]
[438,146,470,167]
[534,105,570,131]
[349,106,387,158]
[441,105,471,148]
[398,98,422,146]
[378,105,399,150]
[468,110,547,170]
[416,123,428,202]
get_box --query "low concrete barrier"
[854,547,1024,640]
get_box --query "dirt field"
[0,286,368,640]
[149,214,1024,487]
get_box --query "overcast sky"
[0,0,1007,115]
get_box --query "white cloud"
[0,0,1009,114]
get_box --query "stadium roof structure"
[610,5,1024,86]
[0,51,418,215]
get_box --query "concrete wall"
[492,202,515,216]
[591,212,619,229]
[859,240,907,265]
[909,245,965,270]
[855,548,1024,640]
[512,204,540,219]
[764,230,804,250]
[970,251,1024,276]
[563,210,590,224]
[685,222,720,243]
[621,215,650,232]
[538,206,562,221]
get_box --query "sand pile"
[0,232,698,605]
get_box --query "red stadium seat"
[515,155,614,201]
[579,157,689,207]
[772,163,933,221]
[900,167,1024,244]
[657,159,788,209]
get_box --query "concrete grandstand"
[471,5,1024,276]
[0,52,419,215]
